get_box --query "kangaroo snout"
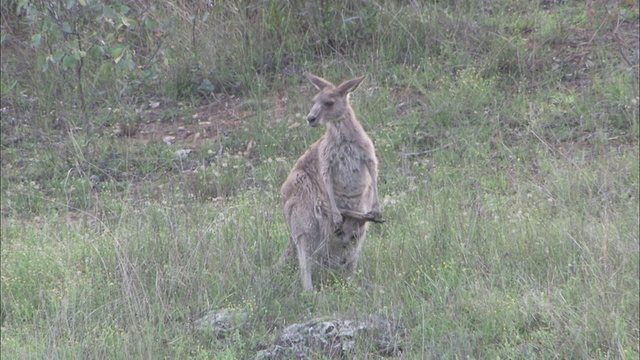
[307,115,320,127]
[306,103,322,127]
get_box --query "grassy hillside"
[1,0,638,358]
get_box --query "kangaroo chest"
[327,141,371,197]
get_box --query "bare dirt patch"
[123,96,251,147]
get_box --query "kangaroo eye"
[324,100,334,107]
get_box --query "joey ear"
[336,75,366,96]
[304,72,334,90]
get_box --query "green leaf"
[99,63,112,78]
[121,15,130,27]
[31,34,42,47]
[51,26,63,40]
[126,54,136,71]
[144,17,159,30]
[198,79,215,92]
[36,56,48,72]
[43,17,52,31]
[104,33,115,45]
[89,46,103,59]
[61,22,72,33]
[111,44,127,60]
[70,51,81,61]
[102,5,115,20]
[116,52,133,72]
[62,54,78,69]
[53,49,66,62]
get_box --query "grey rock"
[256,314,406,359]
[193,308,249,333]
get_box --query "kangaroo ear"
[304,72,334,90]
[336,75,366,96]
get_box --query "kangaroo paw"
[338,208,386,223]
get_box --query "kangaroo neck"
[326,110,363,140]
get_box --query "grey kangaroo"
[281,72,384,292]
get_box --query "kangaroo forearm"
[338,208,386,223]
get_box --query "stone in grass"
[255,314,407,359]
[174,148,193,160]
[193,308,249,334]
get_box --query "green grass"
[1,0,639,358]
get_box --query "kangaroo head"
[304,72,366,128]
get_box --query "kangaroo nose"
[307,116,320,127]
